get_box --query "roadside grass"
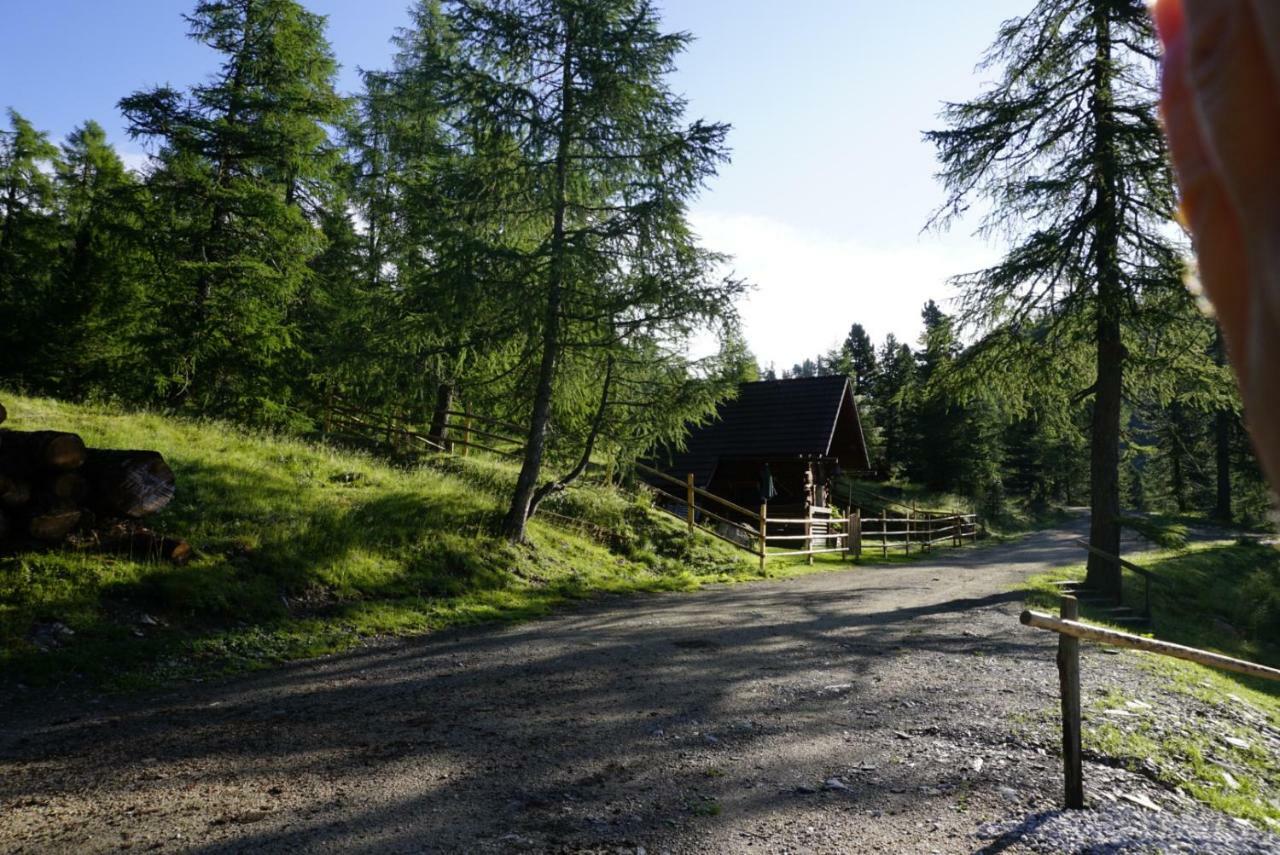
[1025,540,1280,825]
[0,393,766,692]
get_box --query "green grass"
[0,393,777,692]
[1025,539,1280,825]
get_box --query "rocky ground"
[1,519,1277,853]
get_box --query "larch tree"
[400,0,744,543]
[926,0,1186,597]
[119,0,346,420]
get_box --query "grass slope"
[1026,540,1280,825]
[0,394,770,691]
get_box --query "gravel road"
[2,518,1277,853]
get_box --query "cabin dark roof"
[655,376,869,486]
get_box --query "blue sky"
[1,0,1031,369]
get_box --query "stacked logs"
[0,402,191,564]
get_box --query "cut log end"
[45,434,87,470]
[0,476,32,510]
[29,507,83,542]
[85,450,176,518]
[0,430,88,472]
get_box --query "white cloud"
[120,150,150,174]
[690,211,999,370]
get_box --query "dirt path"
[0,520,1268,852]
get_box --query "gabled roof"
[654,376,870,486]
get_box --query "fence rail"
[1022,595,1280,811]
[324,399,983,566]
[635,462,980,568]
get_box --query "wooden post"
[881,509,887,558]
[462,402,472,458]
[1058,595,1084,809]
[759,503,768,573]
[905,509,912,555]
[686,473,696,533]
[853,509,862,560]
[805,503,814,566]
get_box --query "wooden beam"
[1057,596,1084,809]
[1021,611,1280,681]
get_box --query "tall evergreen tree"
[0,110,60,383]
[927,0,1184,596]
[47,121,151,395]
[119,0,346,419]
[401,0,744,543]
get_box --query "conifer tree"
[49,121,150,394]
[0,110,60,382]
[120,0,346,419]
[927,0,1184,596]
[399,0,744,543]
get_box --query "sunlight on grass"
[0,392,767,691]
[1025,540,1280,825]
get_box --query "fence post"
[1058,595,1084,809]
[905,509,912,555]
[759,504,768,573]
[953,515,961,548]
[462,403,471,458]
[805,503,814,566]
[853,509,862,561]
[881,509,887,558]
[686,473,696,534]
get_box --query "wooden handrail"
[441,409,527,435]
[634,462,759,518]
[1074,540,1157,580]
[1021,610,1280,682]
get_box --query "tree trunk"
[502,19,575,544]
[1213,332,1234,522]
[528,356,614,519]
[1168,403,1188,513]
[429,383,454,452]
[1085,3,1124,600]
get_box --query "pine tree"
[927,0,1184,597]
[48,121,151,395]
[0,110,60,383]
[840,323,878,395]
[874,334,916,477]
[119,0,346,420]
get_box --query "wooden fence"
[321,400,981,565]
[635,462,979,568]
[323,397,526,459]
[1021,595,1280,810]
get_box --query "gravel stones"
[976,804,1280,853]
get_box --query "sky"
[0,0,1032,371]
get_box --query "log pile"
[0,402,191,564]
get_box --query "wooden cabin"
[649,376,871,522]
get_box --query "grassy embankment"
[1,393,785,691]
[1026,529,1280,826]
